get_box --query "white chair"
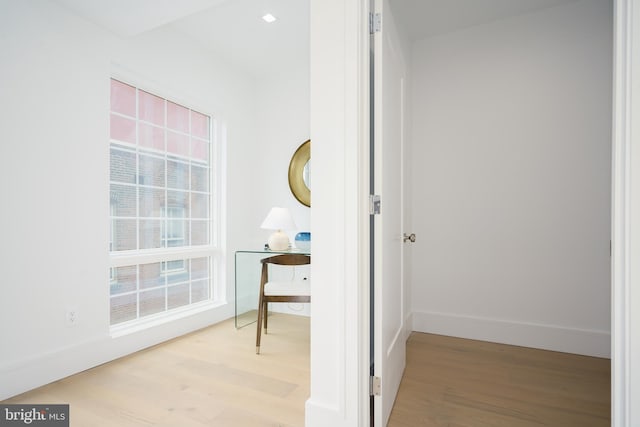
[255,254,311,354]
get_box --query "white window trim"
[108,70,227,331]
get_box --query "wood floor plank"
[3,314,310,427]
[388,332,610,427]
[4,318,610,426]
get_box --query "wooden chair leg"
[264,301,268,334]
[256,295,264,354]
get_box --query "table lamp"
[260,207,297,251]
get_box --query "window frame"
[108,74,225,332]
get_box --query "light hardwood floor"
[5,318,610,427]
[4,313,310,427]
[388,332,611,427]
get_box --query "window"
[109,78,218,327]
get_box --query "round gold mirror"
[288,139,310,207]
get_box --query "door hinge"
[369,194,381,215]
[370,376,381,396]
[369,13,381,34]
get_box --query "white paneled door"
[372,0,407,425]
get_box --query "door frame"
[307,0,636,425]
[612,0,639,424]
[305,0,371,426]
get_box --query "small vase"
[294,232,311,251]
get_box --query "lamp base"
[268,230,290,251]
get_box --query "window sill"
[109,299,227,338]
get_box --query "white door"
[372,0,407,424]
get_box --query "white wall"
[0,0,308,400]
[410,0,613,357]
[231,58,311,317]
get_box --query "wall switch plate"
[66,308,78,327]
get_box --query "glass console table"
[235,249,311,329]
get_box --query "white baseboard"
[305,399,343,427]
[0,304,233,400]
[404,311,414,342]
[411,310,610,358]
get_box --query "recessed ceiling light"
[262,13,277,23]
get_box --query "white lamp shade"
[260,207,297,231]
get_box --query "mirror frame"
[288,139,311,207]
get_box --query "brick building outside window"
[109,78,218,326]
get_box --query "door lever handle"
[403,233,416,243]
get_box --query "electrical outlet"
[66,308,78,327]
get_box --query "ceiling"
[53,0,229,37]
[53,0,309,77]
[53,0,580,76]
[389,0,581,41]
[170,0,309,77]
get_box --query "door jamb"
[612,1,637,425]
